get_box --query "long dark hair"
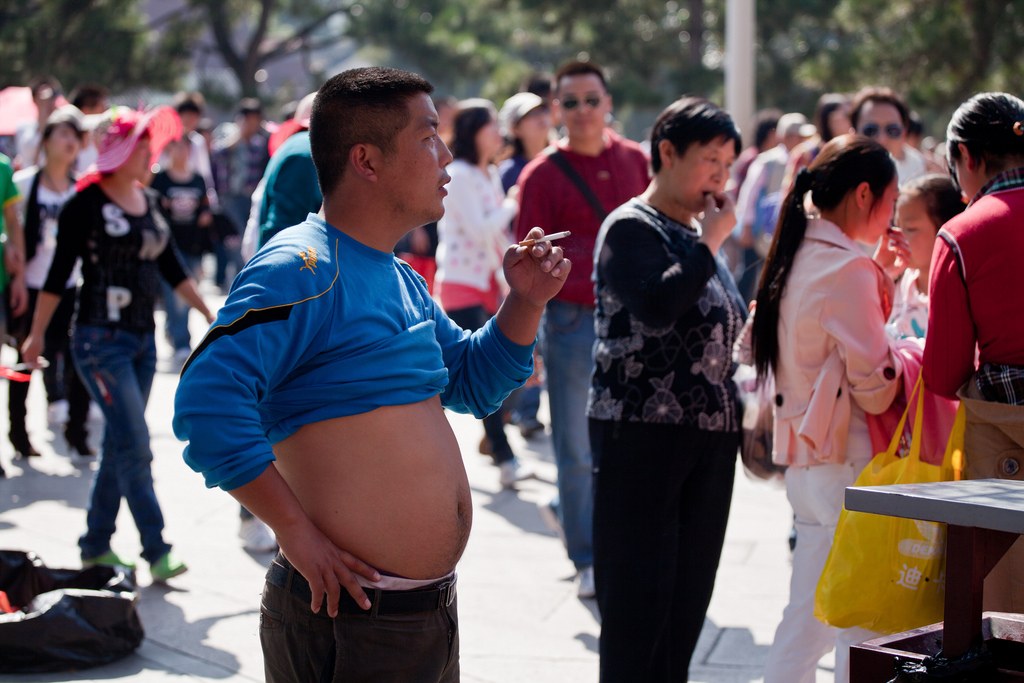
[451,101,496,165]
[751,135,897,378]
[814,93,849,143]
[947,92,1024,175]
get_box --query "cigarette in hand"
[518,230,571,247]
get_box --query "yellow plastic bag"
[813,376,961,635]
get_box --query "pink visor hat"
[89,105,182,174]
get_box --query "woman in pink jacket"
[751,136,904,683]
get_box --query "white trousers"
[763,460,878,683]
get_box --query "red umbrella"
[0,86,69,136]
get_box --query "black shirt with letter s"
[44,183,188,334]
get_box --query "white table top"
[845,479,1024,535]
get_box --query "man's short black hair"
[69,84,109,112]
[554,61,608,94]
[850,86,910,130]
[237,97,263,116]
[521,73,553,100]
[650,97,741,174]
[173,91,206,116]
[309,67,434,198]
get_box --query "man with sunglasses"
[514,60,649,600]
[851,86,928,185]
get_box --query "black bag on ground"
[0,550,144,673]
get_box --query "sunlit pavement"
[0,284,835,682]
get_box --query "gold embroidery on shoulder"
[299,246,318,273]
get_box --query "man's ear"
[349,143,383,182]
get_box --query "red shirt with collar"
[924,184,1024,399]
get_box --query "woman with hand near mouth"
[588,97,746,682]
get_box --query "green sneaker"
[82,550,137,570]
[150,552,188,583]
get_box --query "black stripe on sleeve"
[180,304,294,377]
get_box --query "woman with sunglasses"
[751,136,904,683]
[851,86,927,185]
[22,106,214,581]
[924,91,1024,611]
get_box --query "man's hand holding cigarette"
[493,227,572,346]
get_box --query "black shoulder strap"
[545,148,608,222]
[23,170,43,264]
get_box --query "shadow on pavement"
[689,617,772,682]
[133,582,255,678]
[574,631,599,653]
[475,486,559,539]
[0,460,93,513]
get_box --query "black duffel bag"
[0,550,144,673]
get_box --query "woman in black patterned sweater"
[588,97,746,682]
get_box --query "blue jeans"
[73,326,171,564]
[162,254,203,351]
[540,300,595,569]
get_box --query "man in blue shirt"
[174,67,569,682]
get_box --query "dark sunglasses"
[861,123,904,140]
[561,95,602,111]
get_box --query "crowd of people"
[1,61,1023,683]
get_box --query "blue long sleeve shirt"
[174,214,534,491]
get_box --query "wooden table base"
[851,613,1024,682]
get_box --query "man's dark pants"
[260,554,460,683]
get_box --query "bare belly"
[273,396,471,580]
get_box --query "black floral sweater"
[587,198,747,432]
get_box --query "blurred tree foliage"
[0,0,191,92]
[183,0,353,98]
[346,0,726,133]
[4,0,1024,136]
[754,0,1024,134]
[345,0,1024,136]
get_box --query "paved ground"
[0,288,837,682]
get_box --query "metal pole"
[725,0,756,146]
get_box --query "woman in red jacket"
[924,91,1024,611]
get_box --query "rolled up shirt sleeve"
[173,266,326,491]
[433,304,535,418]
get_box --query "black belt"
[266,558,457,615]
